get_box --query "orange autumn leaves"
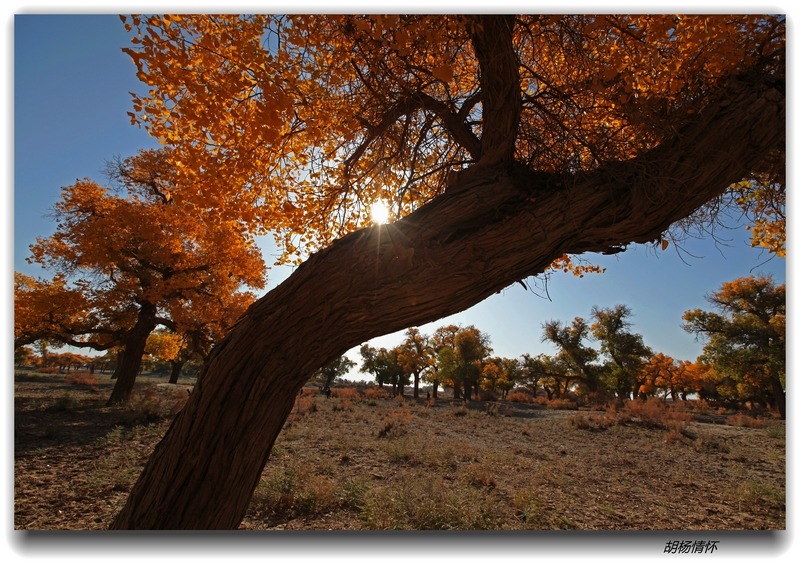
[16,149,265,353]
[639,354,709,400]
[118,14,784,267]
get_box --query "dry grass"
[14,372,785,530]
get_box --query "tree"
[110,15,784,528]
[481,357,520,399]
[683,275,785,418]
[452,326,492,401]
[15,151,266,404]
[518,353,549,397]
[145,329,185,382]
[640,353,707,401]
[590,305,652,399]
[395,328,434,398]
[14,346,38,368]
[359,344,393,389]
[542,317,601,395]
[165,290,259,384]
[313,355,356,391]
[424,325,461,398]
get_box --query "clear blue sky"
[11,13,787,375]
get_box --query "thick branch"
[469,15,521,167]
[345,91,482,177]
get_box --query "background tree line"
[317,275,785,419]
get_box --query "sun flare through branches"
[370,200,391,225]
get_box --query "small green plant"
[386,438,415,464]
[253,463,302,515]
[338,476,370,511]
[294,474,338,515]
[730,480,785,511]
[764,423,785,439]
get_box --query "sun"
[370,199,391,225]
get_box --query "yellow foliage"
[116,14,783,269]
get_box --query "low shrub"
[363,387,391,400]
[36,367,60,375]
[65,371,98,388]
[451,403,470,417]
[571,400,692,438]
[359,477,506,530]
[507,390,536,404]
[545,398,578,410]
[288,392,317,422]
[624,399,691,432]
[571,411,616,431]
[128,387,187,420]
[331,387,361,401]
[377,404,413,438]
[726,412,765,428]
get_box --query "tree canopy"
[121,14,785,262]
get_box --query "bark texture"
[110,73,783,529]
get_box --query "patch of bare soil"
[14,373,785,530]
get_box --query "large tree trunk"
[107,305,157,405]
[111,72,782,528]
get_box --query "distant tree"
[431,346,459,398]
[14,346,38,368]
[424,325,461,398]
[518,353,550,397]
[673,360,710,401]
[395,328,434,398]
[313,354,356,391]
[145,329,185,380]
[590,305,653,399]
[481,356,520,399]
[640,353,707,401]
[683,275,785,418]
[451,326,492,401]
[542,317,601,395]
[359,345,388,388]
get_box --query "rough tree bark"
[110,71,783,528]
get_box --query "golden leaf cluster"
[119,14,784,267]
